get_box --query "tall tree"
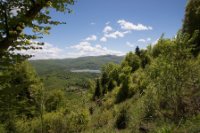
[0,62,44,132]
[93,79,102,100]
[182,0,200,55]
[135,46,140,56]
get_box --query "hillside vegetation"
[0,0,200,133]
[30,55,123,89]
[30,55,123,75]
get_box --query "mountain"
[30,55,124,75]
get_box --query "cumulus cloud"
[16,40,124,59]
[105,31,130,39]
[101,19,152,42]
[100,24,130,42]
[16,42,66,60]
[85,35,97,41]
[69,41,124,57]
[103,26,113,33]
[138,38,152,43]
[117,19,153,31]
[138,39,146,43]
[100,37,107,42]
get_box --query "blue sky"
[29,0,187,59]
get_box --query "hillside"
[29,55,124,89]
[30,55,124,75]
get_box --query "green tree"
[0,0,74,64]
[93,78,102,100]
[182,0,200,55]
[147,33,200,120]
[139,50,151,68]
[121,52,140,72]
[135,46,140,56]
[116,66,132,103]
[100,63,121,93]
[152,38,173,58]
[45,89,65,112]
[0,62,44,132]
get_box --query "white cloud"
[69,41,124,57]
[138,38,152,43]
[138,39,146,42]
[85,35,97,41]
[100,37,107,42]
[101,29,130,42]
[16,42,66,60]
[15,40,124,59]
[126,42,135,48]
[117,19,153,31]
[105,31,125,39]
[103,26,113,33]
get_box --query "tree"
[183,0,200,35]
[147,33,200,120]
[45,89,65,112]
[182,0,200,55]
[139,50,151,68]
[0,62,44,132]
[101,71,108,95]
[93,79,101,100]
[116,66,132,103]
[100,63,121,93]
[0,0,74,62]
[121,52,140,72]
[135,46,140,56]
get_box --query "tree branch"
[0,0,49,51]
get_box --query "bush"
[45,89,65,112]
[15,108,90,133]
[115,105,130,129]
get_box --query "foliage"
[121,52,140,72]
[115,105,130,129]
[93,78,102,100]
[0,0,74,65]
[182,0,200,55]
[45,89,65,112]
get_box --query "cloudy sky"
[27,0,187,59]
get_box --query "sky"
[27,0,188,59]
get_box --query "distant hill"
[29,55,124,89]
[30,55,124,75]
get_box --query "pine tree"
[93,79,101,100]
[135,46,140,56]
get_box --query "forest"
[0,0,200,133]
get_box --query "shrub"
[115,105,130,129]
